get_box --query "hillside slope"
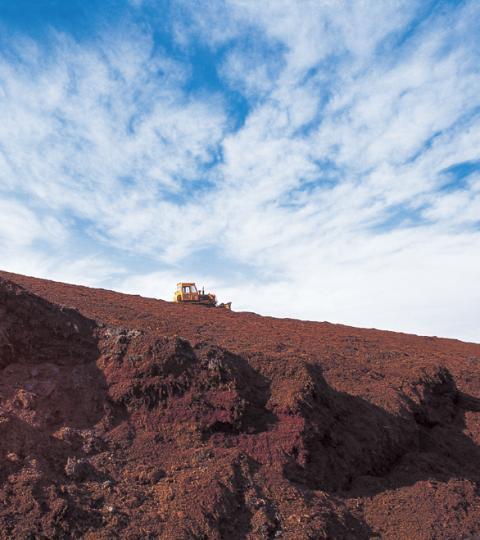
[1,270,480,539]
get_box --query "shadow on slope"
[0,278,116,537]
[280,362,480,498]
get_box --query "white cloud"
[0,28,227,257]
[0,200,46,247]
[0,1,479,342]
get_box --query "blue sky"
[0,0,479,341]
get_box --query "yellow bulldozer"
[173,282,231,309]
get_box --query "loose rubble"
[1,270,480,539]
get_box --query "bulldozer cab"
[174,282,199,302]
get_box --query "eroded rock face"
[0,272,480,539]
[102,334,273,437]
[0,278,98,368]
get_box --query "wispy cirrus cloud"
[0,25,226,255]
[0,0,479,341]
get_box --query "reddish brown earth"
[1,269,480,539]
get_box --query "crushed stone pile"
[1,270,480,539]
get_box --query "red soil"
[1,269,480,539]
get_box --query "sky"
[0,0,479,342]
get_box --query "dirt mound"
[0,270,480,539]
[0,278,97,369]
